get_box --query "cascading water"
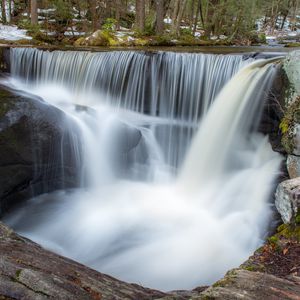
[10,48,246,170]
[2,48,282,291]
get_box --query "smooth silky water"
[2,49,282,291]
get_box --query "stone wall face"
[276,51,300,224]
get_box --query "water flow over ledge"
[3,50,282,291]
[10,48,247,170]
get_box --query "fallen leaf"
[283,248,289,255]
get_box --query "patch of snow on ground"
[0,24,31,41]
[38,8,56,14]
[64,31,85,36]
[164,18,172,24]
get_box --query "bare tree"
[30,0,38,24]
[1,0,6,23]
[136,0,145,31]
[89,0,99,31]
[171,0,188,35]
[155,0,164,34]
[115,0,121,30]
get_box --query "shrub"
[102,18,117,32]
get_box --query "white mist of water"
[3,52,282,291]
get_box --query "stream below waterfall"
[2,49,282,291]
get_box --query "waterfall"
[180,58,281,188]
[10,48,246,170]
[3,49,282,291]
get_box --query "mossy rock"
[31,31,55,44]
[133,38,149,46]
[149,35,175,46]
[285,42,300,48]
[74,30,118,47]
[277,222,300,241]
[74,37,86,46]
[280,96,300,154]
[212,269,237,288]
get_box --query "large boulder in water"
[0,86,82,215]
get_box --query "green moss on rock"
[285,42,300,48]
[212,270,237,288]
[74,30,118,47]
[0,91,15,117]
[15,269,22,280]
[280,96,300,154]
[277,222,300,241]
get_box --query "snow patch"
[0,24,31,41]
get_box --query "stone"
[275,177,300,223]
[258,65,286,154]
[287,155,300,178]
[0,86,82,215]
[281,96,300,155]
[283,50,300,99]
[1,216,299,300]
[291,124,300,155]
[198,269,300,300]
[0,222,167,300]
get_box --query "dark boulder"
[0,86,82,215]
[258,65,286,154]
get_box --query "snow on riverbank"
[0,24,31,41]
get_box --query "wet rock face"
[275,177,300,224]
[0,86,82,215]
[283,50,300,98]
[0,222,167,300]
[292,124,300,155]
[199,269,300,300]
[258,65,285,154]
[280,94,300,155]
[282,51,300,169]
[287,155,300,178]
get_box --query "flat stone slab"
[0,222,167,300]
[198,269,300,300]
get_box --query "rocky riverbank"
[0,220,299,299]
[0,221,168,300]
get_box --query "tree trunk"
[190,0,195,30]
[136,0,145,32]
[171,0,180,33]
[8,0,11,23]
[155,0,164,34]
[204,0,219,38]
[30,0,38,25]
[290,0,299,31]
[193,0,204,35]
[174,0,187,36]
[1,0,6,24]
[89,0,99,31]
[115,0,121,30]
[281,14,287,30]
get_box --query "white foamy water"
[3,49,282,291]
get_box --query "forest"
[0,0,300,46]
